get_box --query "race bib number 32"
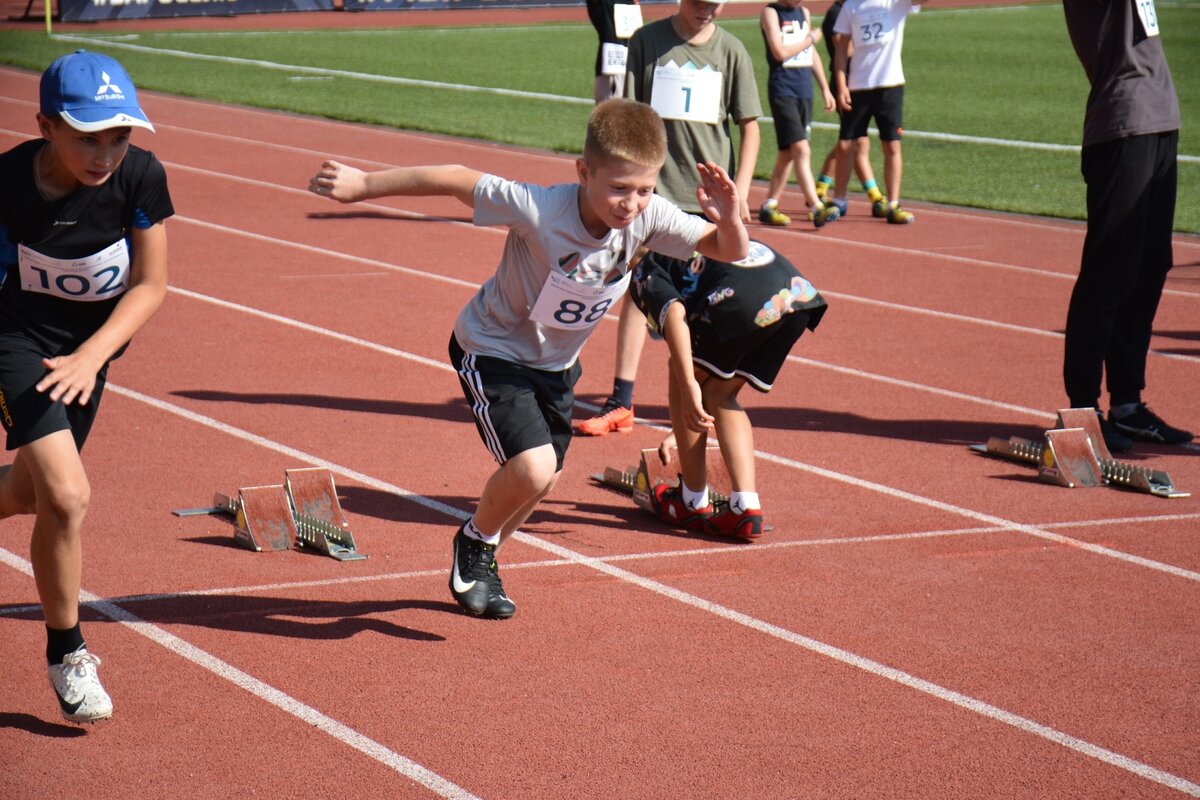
[18,240,131,302]
[529,270,631,331]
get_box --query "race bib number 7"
[18,240,130,302]
[650,64,723,125]
[529,270,631,331]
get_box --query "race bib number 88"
[18,240,130,302]
[529,270,631,331]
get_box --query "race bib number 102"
[18,240,130,302]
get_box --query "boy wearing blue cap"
[0,50,172,723]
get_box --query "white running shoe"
[48,646,113,723]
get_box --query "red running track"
[1,67,1199,799]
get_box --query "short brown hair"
[583,98,667,169]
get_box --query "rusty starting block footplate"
[969,408,1188,499]
[173,468,367,559]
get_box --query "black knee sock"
[608,378,634,410]
[46,623,85,665]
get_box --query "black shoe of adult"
[1110,404,1195,445]
[449,525,494,615]
[1096,412,1133,455]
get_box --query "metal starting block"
[593,445,732,512]
[172,468,367,559]
[970,408,1189,499]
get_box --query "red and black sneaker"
[651,482,714,532]
[703,504,764,541]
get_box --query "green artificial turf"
[1,2,1196,230]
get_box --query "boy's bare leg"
[882,138,903,203]
[613,293,648,386]
[791,139,819,209]
[0,452,37,519]
[853,136,876,186]
[764,150,794,207]
[472,444,560,545]
[831,138,855,201]
[701,376,755,494]
[22,431,90,630]
[667,368,710,493]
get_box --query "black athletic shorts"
[449,334,580,471]
[0,331,106,451]
[839,85,905,141]
[769,94,814,150]
[691,309,812,393]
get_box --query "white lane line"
[27,35,1200,167]
[11,383,1199,795]
[5,512,1197,618]
[0,546,479,800]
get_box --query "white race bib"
[529,270,631,331]
[614,3,643,40]
[601,43,628,76]
[853,9,894,48]
[782,20,813,69]
[650,64,723,125]
[18,240,130,302]
[1134,0,1160,37]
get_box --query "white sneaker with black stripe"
[48,646,113,723]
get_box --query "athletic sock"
[817,174,833,189]
[863,179,884,203]
[608,378,634,410]
[464,518,500,546]
[761,198,780,211]
[729,491,761,515]
[681,481,710,511]
[46,623,85,666]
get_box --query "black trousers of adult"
[1063,130,1177,410]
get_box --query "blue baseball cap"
[40,50,155,133]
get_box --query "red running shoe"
[704,505,764,541]
[651,483,714,531]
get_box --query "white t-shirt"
[834,0,915,91]
[454,174,707,371]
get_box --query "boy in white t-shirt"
[308,99,748,619]
[830,0,925,224]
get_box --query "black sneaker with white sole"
[449,525,495,615]
[484,569,516,620]
[1110,404,1194,445]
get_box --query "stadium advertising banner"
[60,0,333,22]
[343,0,673,10]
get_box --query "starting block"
[970,408,1188,499]
[593,444,732,512]
[173,468,367,560]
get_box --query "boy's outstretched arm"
[693,162,750,263]
[308,161,483,207]
[661,303,714,434]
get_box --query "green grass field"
[1,2,1197,231]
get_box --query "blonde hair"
[584,98,667,169]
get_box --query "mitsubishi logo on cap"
[95,71,126,101]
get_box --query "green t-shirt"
[625,18,762,213]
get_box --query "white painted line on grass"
[36,34,1200,166]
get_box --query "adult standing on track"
[1061,0,1193,452]
[587,0,642,104]
[0,50,172,723]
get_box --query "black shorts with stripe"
[0,331,106,451]
[449,334,581,471]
